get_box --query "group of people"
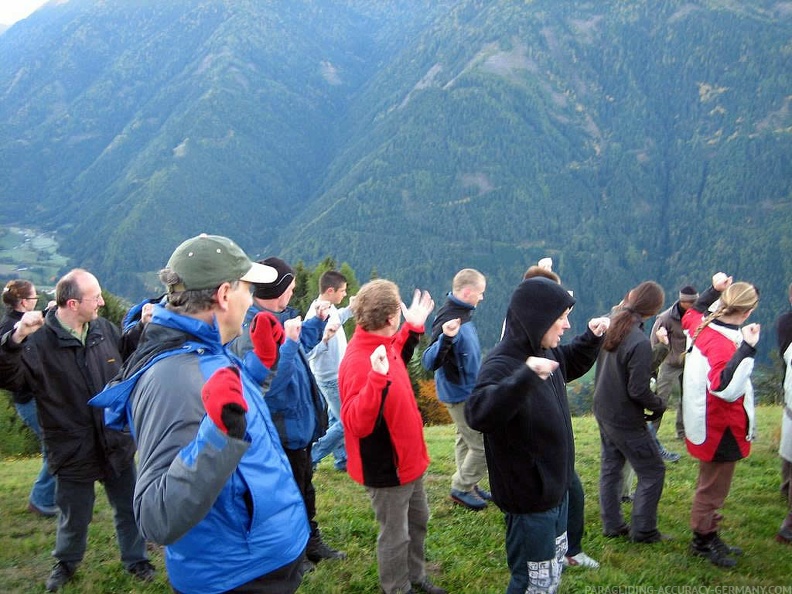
[1,235,790,594]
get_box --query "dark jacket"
[0,309,135,481]
[466,278,602,514]
[230,304,328,450]
[0,310,35,404]
[593,321,666,429]
[650,301,687,368]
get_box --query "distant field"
[0,226,68,288]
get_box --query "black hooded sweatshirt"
[466,277,602,514]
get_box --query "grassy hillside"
[0,406,788,593]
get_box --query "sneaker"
[473,485,492,501]
[45,561,75,592]
[450,488,487,511]
[128,560,156,582]
[564,551,600,569]
[306,533,347,562]
[659,446,681,463]
[28,501,58,517]
[776,529,792,545]
[412,577,448,594]
[690,532,737,568]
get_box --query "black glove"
[644,408,665,423]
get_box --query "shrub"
[415,378,452,426]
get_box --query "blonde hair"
[352,279,401,331]
[689,282,759,347]
[452,268,485,293]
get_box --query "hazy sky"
[0,0,49,27]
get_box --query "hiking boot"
[563,551,600,569]
[412,577,448,594]
[45,561,75,592]
[711,533,743,556]
[473,485,492,501]
[306,533,347,563]
[128,560,156,582]
[690,532,737,568]
[450,488,487,511]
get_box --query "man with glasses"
[0,268,153,592]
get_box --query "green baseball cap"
[165,234,277,292]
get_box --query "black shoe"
[632,531,672,544]
[690,532,737,568]
[46,561,75,592]
[604,524,630,538]
[300,558,316,575]
[412,577,448,594]
[306,534,347,563]
[128,560,156,582]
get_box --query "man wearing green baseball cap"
[93,233,309,593]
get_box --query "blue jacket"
[91,306,308,593]
[231,304,328,450]
[421,294,482,404]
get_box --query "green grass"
[1,407,789,593]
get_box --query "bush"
[415,378,452,426]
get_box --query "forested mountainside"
[1,0,790,353]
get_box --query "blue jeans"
[504,494,568,594]
[311,379,347,470]
[15,399,56,511]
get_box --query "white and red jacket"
[682,288,756,462]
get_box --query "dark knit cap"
[679,285,698,302]
[252,257,295,299]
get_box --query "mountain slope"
[0,0,790,351]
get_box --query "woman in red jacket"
[682,272,760,568]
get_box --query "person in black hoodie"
[466,277,608,594]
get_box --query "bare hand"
[526,356,559,380]
[712,272,733,292]
[401,289,434,328]
[12,311,45,343]
[140,303,155,325]
[283,317,302,342]
[588,317,610,337]
[655,326,669,345]
[538,257,553,271]
[323,322,340,343]
[442,318,461,338]
[742,323,760,347]
[370,344,389,375]
[314,300,331,321]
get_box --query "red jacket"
[339,322,429,487]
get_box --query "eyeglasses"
[23,296,39,301]
[78,295,103,304]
